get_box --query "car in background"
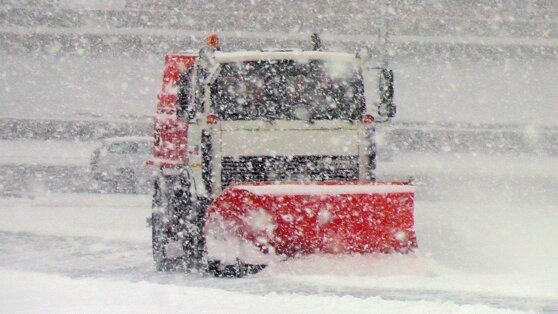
[90,136,154,193]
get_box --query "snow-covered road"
[1,229,556,313]
[0,189,556,313]
[0,147,556,313]
[1,268,539,314]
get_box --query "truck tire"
[151,178,175,271]
[152,212,175,271]
[151,173,206,272]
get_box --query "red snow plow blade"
[206,182,417,258]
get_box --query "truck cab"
[154,49,395,198]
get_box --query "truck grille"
[221,156,359,188]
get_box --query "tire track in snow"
[0,231,556,313]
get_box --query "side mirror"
[177,69,200,121]
[176,71,191,119]
[378,69,396,118]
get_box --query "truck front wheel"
[152,212,175,271]
[151,173,205,272]
[151,178,176,271]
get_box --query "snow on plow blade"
[206,182,417,259]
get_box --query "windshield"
[211,59,365,121]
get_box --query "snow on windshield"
[211,59,365,121]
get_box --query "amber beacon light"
[207,33,220,49]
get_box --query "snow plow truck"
[148,34,417,277]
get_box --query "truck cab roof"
[213,50,359,64]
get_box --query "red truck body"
[152,54,197,169]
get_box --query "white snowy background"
[0,1,557,313]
